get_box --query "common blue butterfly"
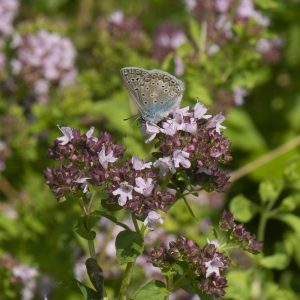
[120,67,185,124]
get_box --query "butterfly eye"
[131,78,135,81]
[144,101,148,104]
[146,87,150,90]
[154,100,158,103]
[145,76,151,82]
[142,93,145,96]
[151,74,157,79]
[164,89,169,92]
[151,81,155,85]
[150,94,154,97]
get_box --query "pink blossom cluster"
[153,23,187,75]
[0,0,18,40]
[11,30,77,103]
[185,0,270,57]
[0,0,18,75]
[142,103,231,191]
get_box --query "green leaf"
[229,194,258,222]
[226,108,266,152]
[286,25,300,66]
[115,230,144,264]
[75,280,102,300]
[260,254,290,270]
[226,271,251,300]
[276,213,300,235]
[279,194,300,212]
[134,280,169,300]
[188,19,201,49]
[259,179,283,203]
[75,214,99,240]
[284,156,300,189]
[85,258,104,297]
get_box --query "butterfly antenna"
[123,114,138,121]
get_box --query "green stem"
[199,20,207,59]
[183,196,196,219]
[132,213,140,234]
[257,212,268,242]
[230,135,300,182]
[118,221,147,299]
[119,262,134,300]
[88,239,96,259]
[77,0,94,27]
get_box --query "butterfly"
[120,67,185,124]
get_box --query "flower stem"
[257,213,268,242]
[230,135,300,182]
[118,220,147,299]
[88,239,96,259]
[183,196,197,219]
[119,262,135,300]
[132,213,140,234]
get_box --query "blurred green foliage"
[0,0,300,299]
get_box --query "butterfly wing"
[120,67,185,123]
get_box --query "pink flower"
[85,127,98,142]
[57,126,73,145]
[0,0,19,37]
[173,150,191,168]
[153,156,176,176]
[193,102,212,120]
[206,114,226,134]
[108,10,124,25]
[204,256,224,278]
[161,119,178,136]
[184,118,197,133]
[131,156,152,171]
[134,177,154,197]
[174,55,185,76]
[207,238,220,249]
[75,177,90,193]
[98,145,118,170]
[144,211,164,229]
[233,86,247,106]
[112,182,133,206]
[144,122,161,143]
[215,0,232,14]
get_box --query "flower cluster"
[0,0,18,40]
[44,127,124,199]
[153,23,187,75]
[45,127,174,224]
[107,10,141,37]
[97,10,145,47]
[256,37,283,63]
[105,156,175,218]
[185,0,271,56]
[11,30,77,103]
[1,253,39,300]
[143,103,232,192]
[219,211,263,254]
[150,236,230,298]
